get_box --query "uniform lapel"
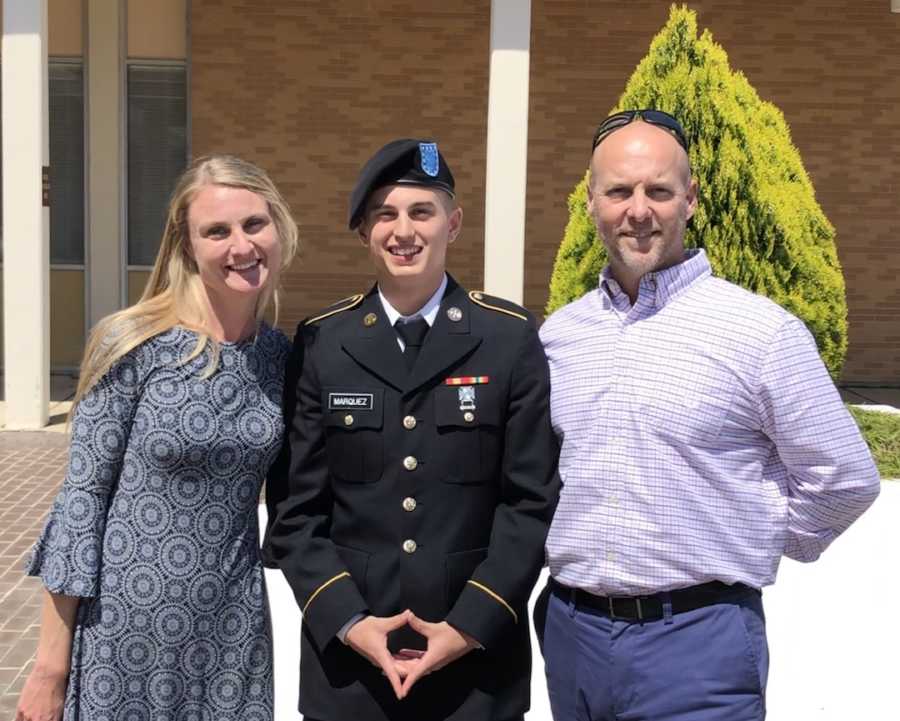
[340,289,409,392]
[405,277,481,394]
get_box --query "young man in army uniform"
[265,139,560,721]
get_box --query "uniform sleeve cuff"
[301,572,369,650]
[445,579,519,650]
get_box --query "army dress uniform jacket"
[265,276,560,721]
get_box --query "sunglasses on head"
[591,109,690,153]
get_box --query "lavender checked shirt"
[540,249,880,596]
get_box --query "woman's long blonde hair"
[71,154,299,411]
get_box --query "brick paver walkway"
[0,432,68,718]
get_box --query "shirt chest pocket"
[323,388,384,482]
[433,384,504,484]
[631,356,736,447]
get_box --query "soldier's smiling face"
[358,184,462,293]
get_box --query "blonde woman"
[16,155,298,721]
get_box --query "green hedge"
[849,407,900,479]
[547,5,848,378]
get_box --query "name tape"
[328,393,374,410]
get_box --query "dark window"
[0,60,85,264]
[127,63,187,266]
[49,61,85,265]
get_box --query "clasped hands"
[345,610,479,700]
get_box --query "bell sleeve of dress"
[25,345,148,597]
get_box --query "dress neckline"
[173,322,268,348]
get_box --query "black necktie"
[394,318,430,371]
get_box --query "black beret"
[348,138,455,229]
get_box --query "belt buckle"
[608,596,643,621]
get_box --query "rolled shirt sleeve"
[756,317,880,562]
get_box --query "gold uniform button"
[363,312,378,327]
[403,415,417,430]
[463,411,475,423]
[403,539,417,554]
[344,414,354,426]
[403,456,418,471]
[402,497,417,512]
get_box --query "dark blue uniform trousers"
[537,582,768,721]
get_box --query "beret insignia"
[419,142,440,177]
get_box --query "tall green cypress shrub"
[547,5,848,377]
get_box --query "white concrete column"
[2,0,50,428]
[86,0,124,327]
[483,0,531,304]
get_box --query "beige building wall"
[49,0,82,55]
[190,0,492,333]
[85,0,124,334]
[51,270,86,366]
[128,0,186,59]
[525,0,900,383]
[128,269,151,306]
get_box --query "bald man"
[535,110,879,721]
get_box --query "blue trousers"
[536,581,768,721]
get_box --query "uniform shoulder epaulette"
[468,290,530,322]
[304,294,365,325]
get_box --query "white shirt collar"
[378,273,448,327]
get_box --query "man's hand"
[345,611,410,699]
[397,612,480,698]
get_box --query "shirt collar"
[599,248,712,309]
[378,273,448,327]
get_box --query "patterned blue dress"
[27,323,290,721]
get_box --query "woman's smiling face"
[187,184,282,303]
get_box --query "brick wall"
[192,0,900,383]
[526,0,900,383]
[190,0,491,332]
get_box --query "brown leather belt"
[549,577,757,622]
